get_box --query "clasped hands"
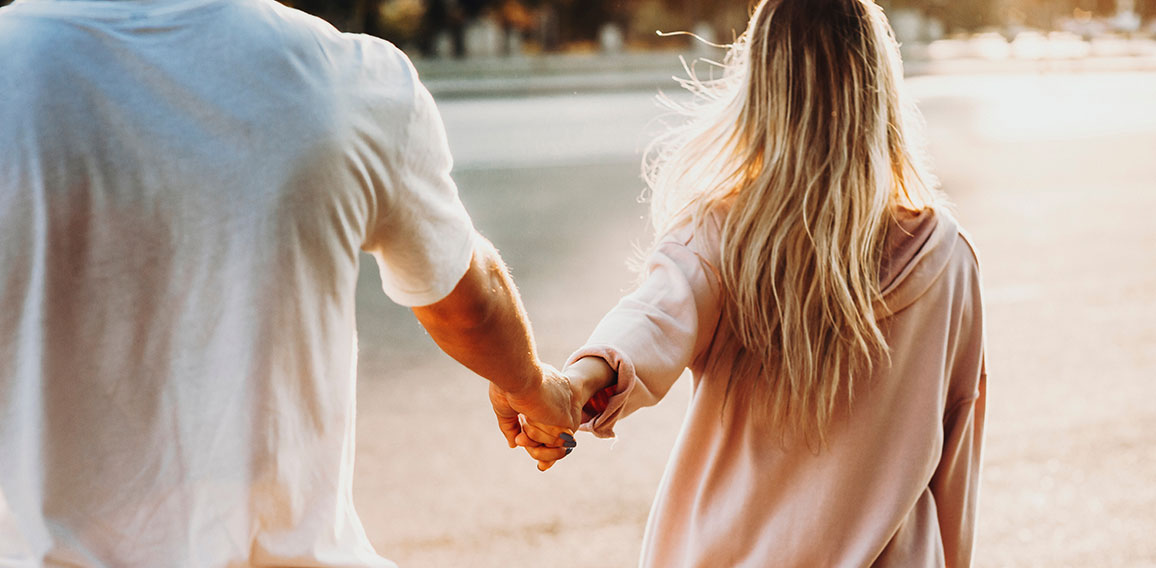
[489,358,614,471]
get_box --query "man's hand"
[489,364,582,471]
[512,356,618,471]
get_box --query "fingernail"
[559,432,575,443]
[562,440,577,449]
[565,447,573,456]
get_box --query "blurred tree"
[1006,0,1062,29]
[375,0,426,45]
[280,0,370,32]
[1081,0,1119,14]
[712,2,754,41]
[494,0,535,54]
[1140,0,1156,19]
[551,0,628,47]
[882,0,999,32]
[628,0,690,46]
[413,0,466,57]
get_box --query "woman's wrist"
[566,356,617,406]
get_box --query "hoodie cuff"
[565,345,638,439]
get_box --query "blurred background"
[232,0,1156,60]
[9,0,1147,565]
[273,1,1153,567]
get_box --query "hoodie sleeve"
[565,239,722,438]
[929,233,987,568]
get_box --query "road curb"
[415,50,1156,99]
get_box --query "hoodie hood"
[877,206,962,317]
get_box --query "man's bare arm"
[412,236,580,461]
[412,236,541,395]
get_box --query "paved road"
[351,71,1156,567]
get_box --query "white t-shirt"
[0,1,476,566]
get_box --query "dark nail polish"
[562,440,577,448]
[559,432,575,443]
[565,447,573,456]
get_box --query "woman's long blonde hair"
[644,0,940,442]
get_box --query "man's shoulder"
[247,0,416,82]
[261,3,421,109]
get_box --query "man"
[0,0,576,565]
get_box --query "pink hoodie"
[568,207,986,567]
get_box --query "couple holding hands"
[0,0,984,565]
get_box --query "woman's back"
[572,206,985,567]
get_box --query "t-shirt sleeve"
[359,44,476,307]
[565,239,722,438]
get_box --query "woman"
[522,0,986,566]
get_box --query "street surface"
[351,69,1156,567]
